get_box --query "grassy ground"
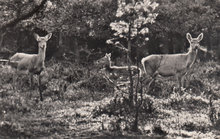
[0,60,219,138]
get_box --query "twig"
[115,42,129,52]
[102,73,128,94]
[0,0,48,30]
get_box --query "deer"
[96,53,142,83]
[6,33,52,101]
[141,33,207,88]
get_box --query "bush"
[79,75,113,93]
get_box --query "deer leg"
[181,75,185,88]
[12,73,16,90]
[29,74,33,89]
[13,70,18,90]
[184,72,189,87]
[148,78,155,89]
[176,75,182,89]
[38,75,43,101]
[148,72,158,89]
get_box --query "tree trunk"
[206,31,212,60]
[168,33,174,54]
[0,32,6,48]
[133,59,143,132]
[217,30,220,61]
[57,32,65,58]
[179,35,185,53]
[132,105,139,132]
[128,23,134,105]
[74,37,80,63]
[17,32,22,52]
[59,32,63,47]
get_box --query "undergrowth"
[0,60,219,138]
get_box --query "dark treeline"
[0,0,220,63]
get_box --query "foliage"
[145,0,219,54]
[0,0,220,138]
[1,0,220,61]
[0,0,48,31]
[32,0,117,39]
[154,0,217,35]
[0,60,220,138]
[0,0,117,41]
[106,0,159,131]
[108,0,158,48]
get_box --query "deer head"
[186,33,207,52]
[34,33,52,50]
[95,53,111,65]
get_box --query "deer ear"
[45,33,52,41]
[106,53,111,57]
[34,33,40,41]
[186,33,192,42]
[197,33,203,42]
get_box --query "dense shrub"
[0,60,219,138]
[78,75,113,93]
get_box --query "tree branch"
[114,41,129,52]
[0,0,48,31]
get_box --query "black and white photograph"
[0,0,220,138]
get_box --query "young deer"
[9,33,52,101]
[96,53,142,82]
[141,33,206,88]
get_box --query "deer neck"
[104,59,113,71]
[108,60,113,68]
[37,47,46,65]
[186,46,198,68]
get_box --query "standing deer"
[96,53,142,81]
[9,33,52,101]
[141,33,207,88]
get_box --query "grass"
[0,60,219,138]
